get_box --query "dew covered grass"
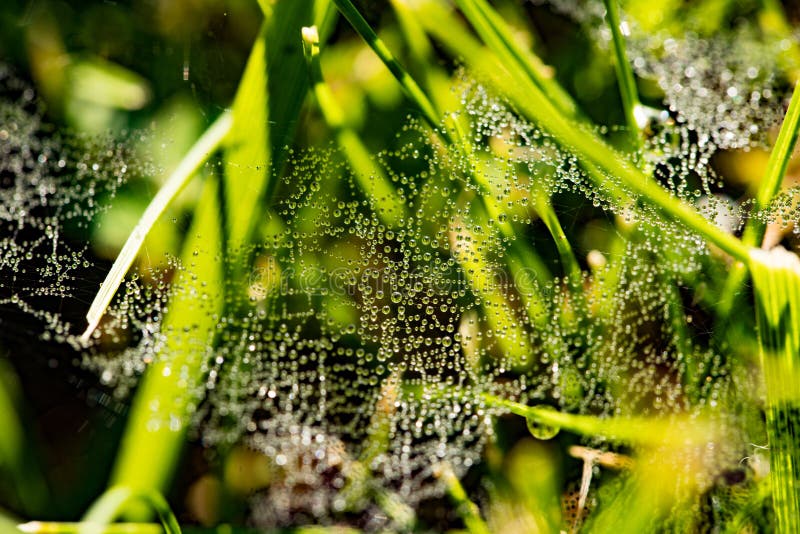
[2,0,800,532]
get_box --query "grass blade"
[109,174,225,499]
[750,247,800,534]
[453,0,580,120]
[107,0,318,504]
[19,523,160,534]
[720,81,800,315]
[80,486,180,534]
[331,0,443,131]
[602,0,642,151]
[406,0,750,263]
[225,0,315,252]
[434,462,490,534]
[81,112,232,341]
[482,393,717,446]
[302,25,407,228]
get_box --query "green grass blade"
[533,191,581,284]
[453,0,580,120]
[81,112,232,341]
[226,0,315,251]
[719,81,800,316]
[756,84,800,210]
[602,0,642,151]
[434,462,490,534]
[80,487,180,534]
[19,523,161,534]
[331,0,443,131]
[302,25,407,228]
[482,394,716,446]
[109,174,225,498]
[223,20,270,251]
[750,247,800,534]
[408,0,750,263]
[107,1,318,504]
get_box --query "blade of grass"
[108,0,318,505]
[601,0,642,152]
[532,191,582,285]
[0,359,47,516]
[222,19,270,252]
[19,523,161,534]
[719,81,800,316]
[434,462,490,534]
[481,393,717,446]
[390,0,464,116]
[225,0,315,252]
[302,25,407,228]
[80,487,180,534]
[452,0,581,120]
[80,111,232,341]
[109,173,225,499]
[331,0,442,133]
[749,247,800,534]
[406,0,750,263]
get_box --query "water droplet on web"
[526,409,561,440]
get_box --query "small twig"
[568,446,633,533]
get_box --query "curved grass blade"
[81,111,232,341]
[109,174,225,499]
[332,0,442,134]
[19,523,160,534]
[106,0,319,505]
[720,81,800,316]
[80,486,180,534]
[453,0,580,121]
[406,0,750,263]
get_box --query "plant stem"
[749,247,800,534]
